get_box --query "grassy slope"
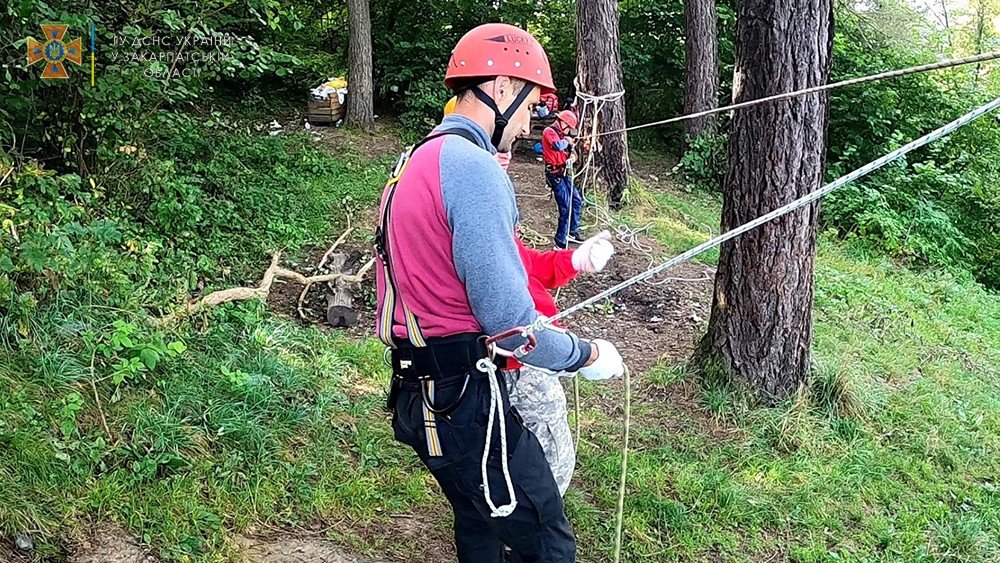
[2,130,997,562]
[565,181,999,562]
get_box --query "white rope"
[535,96,1000,330]
[476,357,518,518]
[572,88,661,266]
[572,85,625,191]
[600,51,1000,137]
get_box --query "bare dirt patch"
[68,524,159,563]
[506,152,715,372]
[237,534,399,563]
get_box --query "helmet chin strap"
[471,83,535,149]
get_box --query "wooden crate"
[307,96,345,124]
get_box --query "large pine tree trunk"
[696,0,834,403]
[346,0,374,130]
[576,0,630,208]
[683,0,720,142]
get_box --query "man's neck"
[453,104,495,140]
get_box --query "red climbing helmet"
[556,110,579,130]
[445,23,556,95]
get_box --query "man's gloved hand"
[578,339,624,381]
[572,230,615,273]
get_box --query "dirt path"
[506,153,714,372]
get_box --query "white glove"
[578,339,624,381]
[572,230,615,273]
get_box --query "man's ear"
[493,76,512,103]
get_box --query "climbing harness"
[377,128,483,459]
[377,126,533,517]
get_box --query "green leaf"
[139,348,159,370]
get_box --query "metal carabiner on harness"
[483,325,538,359]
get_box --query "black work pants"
[391,367,576,562]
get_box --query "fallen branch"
[318,221,353,271]
[156,252,374,326]
[297,256,375,322]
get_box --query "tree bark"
[576,0,630,208]
[683,0,720,142]
[346,0,374,130]
[696,0,834,403]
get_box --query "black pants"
[391,367,576,562]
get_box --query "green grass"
[0,302,443,561]
[2,127,998,562]
[554,187,999,562]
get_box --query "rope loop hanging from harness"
[476,356,518,518]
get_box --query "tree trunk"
[973,0,986,85]
[683,0,720,143]
[576,0,630,208]
[346,0,374,130]
[324,253,359,327]
[695,0,834,403]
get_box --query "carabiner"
[484,326,538,358]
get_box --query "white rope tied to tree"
[572,87,661,265]
[572,84,626,188]
[536,96,1000,331]
[598,51,1000,136]
[476,357,518,518]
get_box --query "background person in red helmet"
[376,23,624,562]
[543,110,583,249]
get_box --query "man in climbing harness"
[542,110,583,249]
[375,23,625,563]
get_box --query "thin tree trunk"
[346,0,374,130]
[940,0,953,50]
[696,0,834,403]
[683,0,720,143]
[577,0,630,208]
[973,0,986,85]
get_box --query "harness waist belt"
[391,333,503,381]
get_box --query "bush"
[0,125,387,346]
[674,132,728,191]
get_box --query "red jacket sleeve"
[516,236,578,290]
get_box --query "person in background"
[542,110,583,249]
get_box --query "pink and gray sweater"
[375,115,591,372]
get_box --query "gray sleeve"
[440,139,591,371]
